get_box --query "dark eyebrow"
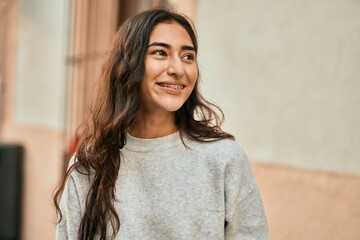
[181,45,195,51]
[148,42,195,51]
[148,42,171,49]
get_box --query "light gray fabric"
[56,131,268,239]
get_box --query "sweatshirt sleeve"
[55,174,83,240]
[224,144,268,240]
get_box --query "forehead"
[149,21,194,47]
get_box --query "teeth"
[158,83,184,89]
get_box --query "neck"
[129,111,178,139]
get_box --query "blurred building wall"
[0,0,118,239]
[251,161,360,240]
[196,0,360,175]
[1,0,70,239]
[14,0,69,130]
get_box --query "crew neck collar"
[124,131,183,152]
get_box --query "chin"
[161,102,185,112]
[157,99,186,112]
[164,106,183,112]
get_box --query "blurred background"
[0,0,359,239]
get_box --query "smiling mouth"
[157,83,185,90]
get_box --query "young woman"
[54,9,268,240]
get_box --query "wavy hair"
[54,8,234,240]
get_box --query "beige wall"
[168,0,197,20]
[252,161,360,240]
[0,0,118,239]
[1,1,68,239]
[196,0,360,175]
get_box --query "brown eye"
[182,53,195,61]
[153,50,167,56]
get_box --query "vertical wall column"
[65,0,119,160]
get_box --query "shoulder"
[60,156,92,215]
[65,156,92,194]
[188,138,246,155]
[186,138,248,165]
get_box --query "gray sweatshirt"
[56,131,268,239]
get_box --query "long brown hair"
[54,8,234,240]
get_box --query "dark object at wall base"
[0,144,23,240]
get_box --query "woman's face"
[139,21,198,115]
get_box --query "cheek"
[141,61,160,94]
[144,58,165,78]
[188,67,199,85]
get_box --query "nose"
[167,55,184,78]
